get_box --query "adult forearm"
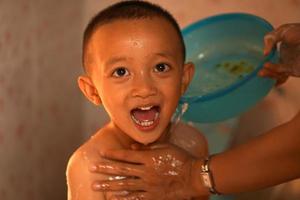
[210,111,300,194]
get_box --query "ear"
[181,62,195,95]
[77,75,102,106]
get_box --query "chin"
[133,134,161,146]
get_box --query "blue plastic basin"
[180,13,276,123]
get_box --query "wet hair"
[82,0,186,73]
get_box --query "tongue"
[132,107,157,121]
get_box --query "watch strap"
[200,156,221,195]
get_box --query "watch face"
[201,172,213,188]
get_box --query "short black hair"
[82,0,186,72]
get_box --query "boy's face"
[79,17,194,145]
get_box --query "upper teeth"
[139,106,153,110]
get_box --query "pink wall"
[0,0,299,200]
[0,0,84,199]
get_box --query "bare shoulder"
[169,122,208,158]
[66,126,120,200]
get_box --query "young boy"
[66,1,208,200]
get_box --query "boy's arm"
[183,126,211,200]
[170,122,209,158]
[172,123,209,200]
[66,147,106,200]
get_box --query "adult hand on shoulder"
[259,23,300,85]
[89,143,205,200]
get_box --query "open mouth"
[130,105,160,129]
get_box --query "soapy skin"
[91,143,205,200]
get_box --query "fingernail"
[89,164,98,172]
[264,63,270,68]
[92,183,102,190]
[258,70,266,77]
[99,150,106,157]
[92,182,110,190]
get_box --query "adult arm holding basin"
[89,23,300,199]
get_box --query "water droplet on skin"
[152,153,184,176]
[108,175,127,180]
[82,151,90,162]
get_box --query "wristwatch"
[200,156,221,195]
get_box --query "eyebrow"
[105,56,130,66]
[154,52,174,59]
[104,51,175,67]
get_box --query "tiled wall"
[0,0,299,200]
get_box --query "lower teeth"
[131,113,158,127]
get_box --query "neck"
[108,122,136,148]
[109,121,173,148]
[154,122,172,143]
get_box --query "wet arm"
[66,149,106,200]
[192,111,300,194]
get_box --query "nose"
[131,74,157,98]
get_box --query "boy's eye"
[154,63,170,73]
[112,67,129,77]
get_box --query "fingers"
[92,179,145,192]
[259,62,289,85]
[100,149,146,164]
[131,142,170,150]
[277,23,300,45]
[264,33,277,56]
[263,24,294,56]
[130,143,151,150]
[148,143,170,150]
[275,76,289,86]
[109,192,148,200]
[89,161,144,177]
[263,62,292,74]
[100,144,171,163]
